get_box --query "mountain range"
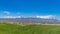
[0,18,59,24]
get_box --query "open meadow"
[0,23,60,34]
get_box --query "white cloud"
[0,16,21,18]
[3,11,10,15]
[36,15,56,19]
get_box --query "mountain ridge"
[0,18,59,24]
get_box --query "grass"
[0,23,60,34]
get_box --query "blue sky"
[0,0,60,19]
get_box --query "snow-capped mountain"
[0,18,59,24]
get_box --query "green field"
[0,23,60,34]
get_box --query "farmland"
[0,23,60,34]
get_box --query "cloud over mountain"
[0,16,21,18]
[36,15,56,19]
